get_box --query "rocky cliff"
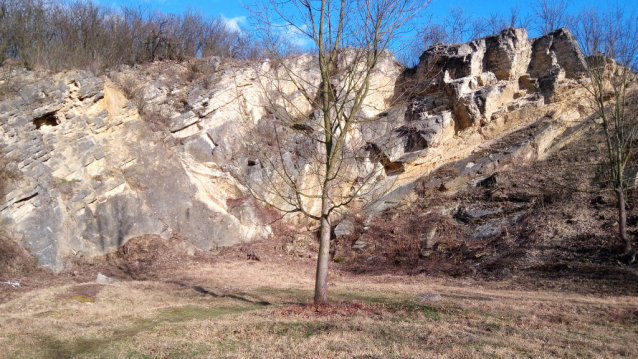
[0,28,599,270]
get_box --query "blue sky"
[101,0,637,46]
[103,0,636,26]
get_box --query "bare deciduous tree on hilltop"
[0,0,259,73]
[247,0,426,305]
[532,0,571,35]
[405,5,531,67]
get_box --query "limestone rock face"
[364,28,594,212]
[484,28,532,81]
[0,70,270,270]
[0,27,600,270]
[528,28,588,80]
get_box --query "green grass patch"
[273,321,337,337]
[379,300,440,319]
[252,287,312,304]
[55,178,80,185]
[157,305,250,322]
[333,291,441,319]
[28,304,260,359]
[71,295,95,303]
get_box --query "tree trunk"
[616,188,632,255]
[314,192,331,306]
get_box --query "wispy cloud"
[279,23,311,48]
[222,15,247,32]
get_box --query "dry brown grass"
[1,257,637,359]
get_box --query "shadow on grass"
[36,304,259,359]
[165,280,275,305]
[33,287,443,358]
[192,285,272,306]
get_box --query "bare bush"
[0,156,20,202]
[141,110,171,132]
[0,0,261,73]
[572,6,638,259]
[116,74,147,114]
[404,5,531,67]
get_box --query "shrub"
[116,74,147,114]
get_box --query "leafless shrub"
[0,229,38,279]
[0,156,21,201]
[433,165,460,179]
[185,62,204,83]
[116,74,147,114]
[0,0,261,73]
[0,78,17,100]
[201,76,215,90]
[403,5,531,67]
[184,58,220,88]
[0,62,20,100]
[341,211,454,271]
[532,0,571,35]
[141,110,171,132]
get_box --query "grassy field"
[1,260,637,358]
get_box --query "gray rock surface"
[334,219,355,238]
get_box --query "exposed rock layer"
[0,28,597,269]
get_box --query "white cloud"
[222,15,247,32]
[280,23,311,48]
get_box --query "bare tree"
[0,0,10,66]
[0,0,261,72]
[396,19,446,67]
[404,5,534,69]
[443,6,472,44]
[248,0,426,305]
[532,0,571,35]
[486,6,532,35]
[573,7,638,261]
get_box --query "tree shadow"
[168,281,272,306]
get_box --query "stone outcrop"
[0,70,270,270]
[364,28,593,213]
[0,27,602,270]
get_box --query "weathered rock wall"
[371,28,591,184]
[0,27,599,270]
[0,70,270,270]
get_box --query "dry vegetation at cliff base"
[1,257,637,359]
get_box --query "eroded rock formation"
[0,28,600,270]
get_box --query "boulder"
[334,218,355,238]
[483,28,532,81]
[528,28,588,79]
[96,273,116,283]
[352,237,368,250]
[181,131,216,162]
